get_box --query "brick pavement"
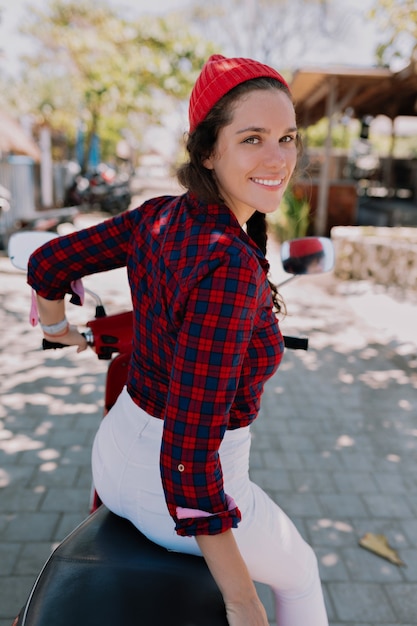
[1,235,416,625]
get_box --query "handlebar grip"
[283,335,309,350]
[42,338,70,350]
[42,332,87,351]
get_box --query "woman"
[28,55,328,626]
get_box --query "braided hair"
[246,211,285,314]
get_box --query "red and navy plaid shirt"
[28,192,284,536]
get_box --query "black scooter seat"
[17,505,227,625]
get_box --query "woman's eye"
[243,136,260,144]
[281,134,297,144]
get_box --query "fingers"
[76,338,88,353]
[42,325,88,352]
[66,326,88,352]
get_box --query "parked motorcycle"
[64,164,132,215]
[0,183,11,249]
[8,232,334,626]
[0,183,11,215]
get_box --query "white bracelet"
[39,317,68,335]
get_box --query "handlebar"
[41,311,133,360]
[283,335,308,350]
[42,332,308,351]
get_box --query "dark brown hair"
[177,77,301,313]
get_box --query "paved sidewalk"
[1,234,416,625]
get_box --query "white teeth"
[252,178,282,187]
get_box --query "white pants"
[92,387,328,626]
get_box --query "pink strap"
[176,494,237,520]
[30,290,38,327]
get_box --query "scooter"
[0,183,11,249]
[64,165,132,216]
[8,231,334,626]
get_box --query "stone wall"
[331,226,417,291]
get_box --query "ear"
[202,155,214,170]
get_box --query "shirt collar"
[187,192,270,273]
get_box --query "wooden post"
[315,78,336,236]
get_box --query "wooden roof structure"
[290,61,417,126]
[288,61,417,235]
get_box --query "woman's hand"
[196,530,269,626]
[36,294,87,353]
[225,597,269,626]
[43,325,88,353]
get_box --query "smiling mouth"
[251,177,283,187]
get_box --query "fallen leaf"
[359,532,405,566]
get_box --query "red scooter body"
[87,311,133,513]
[87,311,133,413]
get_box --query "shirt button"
[178,464,185,472]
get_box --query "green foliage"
[5,0,215,169]
[268,186,310,243]
[369,0,417,67]
[300,102,417,159]
[303,119,352,149]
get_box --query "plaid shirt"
[28,192,284,536]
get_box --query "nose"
[263,142,286,168]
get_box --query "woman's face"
[204,88,298,226]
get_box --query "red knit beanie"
[289,238,324,258]
[188,54,290,133]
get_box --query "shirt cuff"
[175,495,241,537]
[176,494,237,520]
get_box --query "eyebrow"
[236,125,298,135]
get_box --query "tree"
[12,0,214,169]
[369,0,417,68]
[187,0,354,74]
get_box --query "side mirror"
[281,237,334,275]
[8,231,59,271]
